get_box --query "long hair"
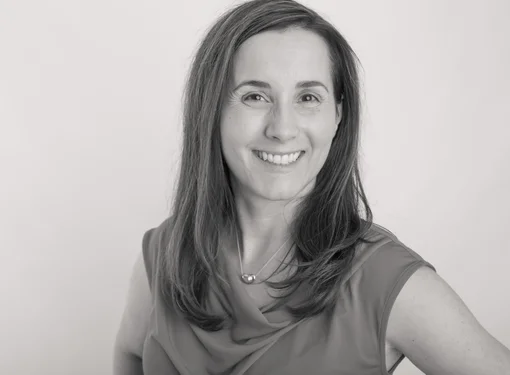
[159,0,375,331]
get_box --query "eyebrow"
[233,80,329,93]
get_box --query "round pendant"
[241,273,256,284]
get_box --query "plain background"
[1,0,509,374]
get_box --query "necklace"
[236,233,291,285]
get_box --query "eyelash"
[244,93,268,102]
[298,93,321,103]
[243,93,321,103]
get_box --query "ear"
[335,100,343,126]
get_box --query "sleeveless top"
[141,217,435,375]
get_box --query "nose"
[264,102,299,142]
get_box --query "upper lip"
[253,150,304,155]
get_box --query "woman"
[114,0,510,374]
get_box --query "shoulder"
[114,247,154,359]
[142,216,175,254]
[345,223,435,286]
[342,223,436,333]
[333,224,437,372]
[114,216,176,357]
[341,223,436,329]
[141,216,175,290]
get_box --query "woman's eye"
[243,93,268,102]
[299,94,320,104]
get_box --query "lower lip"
[252,151,304,170]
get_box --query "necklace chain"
[236,232,290,284]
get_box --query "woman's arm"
[113,252,152,375]
[387,266,510,374]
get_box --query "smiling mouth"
[253,150,305,166]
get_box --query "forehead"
[231,28,333,88]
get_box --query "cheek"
[220,108,263,148]
[220,111,241,149]
[220,113,253,164]
[220,126,240,162]
[308,111,338,148]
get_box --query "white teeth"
[255,151,303,165]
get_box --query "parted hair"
[158,0,375,331]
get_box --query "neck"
[232,187,302,265]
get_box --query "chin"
[255,185,308,202]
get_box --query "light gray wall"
[1,0,508,374]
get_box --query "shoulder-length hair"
[159,0,374,331]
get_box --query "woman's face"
[220,28,341,202]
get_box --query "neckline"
[214,249,300,340]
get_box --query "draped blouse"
[141,218,435,374]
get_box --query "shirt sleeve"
[351,232,436,373]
